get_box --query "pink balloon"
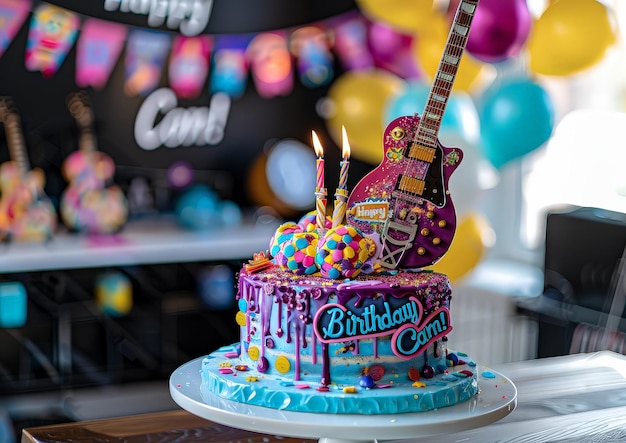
[466,0,532,63]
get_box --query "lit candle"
[312,130,327,233]
[338,125,351,190]
[332,126,351,228]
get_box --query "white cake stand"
[170,357,516,443]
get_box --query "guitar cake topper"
[347,0,479,270]
[61,92,128,234]
[0,97,57,242]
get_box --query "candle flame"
[312,130,324,157]
[341,125,351,159]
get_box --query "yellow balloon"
[427,213,493,283]
[325,70,405,164]
[411,12,488,92]
[356,0,434,33]
[528,0,616,76]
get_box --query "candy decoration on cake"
[60,92,128,234]
[0,97,57,242]
[275,231,319,275]
[316,225,375,279]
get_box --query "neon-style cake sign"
[314,288,451,360]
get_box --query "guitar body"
[0,161,57,241]
[346,115,463,269]
[60,149,128,234]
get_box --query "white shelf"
[0,216,279,273]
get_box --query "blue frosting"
[201,346,479,415]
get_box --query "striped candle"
[331,126,351,228]
[312,130,326,233]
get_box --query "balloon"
[466,0,532,63]
[478,78,554,169]
[411,11,490,92]
[324,70,405,164]
[427,212,494,282]
[385,81,480,143]
[368,22,420,79]
[528,0,616,76]
[246,152,298,217]
[356,0,434,33]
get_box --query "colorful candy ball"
[297,211,332,233]
[269,221,300,257]
[275,232,319,275]
[315,225,376,279]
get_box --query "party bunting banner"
[247,31,293,99]
[209,35,251,99]
[124,29,171,97]
[76,18,127,90]
[25,3,79,77]
[290,26,334,88]
[169,34,211,99]
[5,2,403,100]
[0,0,31,58]
[333,15,374,71]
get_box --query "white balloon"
[442,132,499,219]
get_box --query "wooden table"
[22,409,315,443]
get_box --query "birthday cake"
[200,216,479,415]
[201,0,483,415]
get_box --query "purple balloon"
[466,0,532,63]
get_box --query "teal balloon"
[385,81,480,142]
[478,78,554,168]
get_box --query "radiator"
[447,263,542,365]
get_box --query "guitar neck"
[68,92,97,153]
[78,123,97,153]
[3,112,31,175]
[415,0,479,148]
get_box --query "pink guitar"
[0,98,57,242]
[61,92,128,234]
[347,0,479,270]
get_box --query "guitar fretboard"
[67,93,97,153]
[413,0,479,150]
[0,100,31,176]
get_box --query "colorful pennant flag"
[210,35,251,99]
[290,26,333,88]
[247,32,293,99]
[333,15,375,71]
[169,35,211,99]
[0,0,31,58]
[25,3,79,77]
[124,29,171,97]
[76,18,126,90]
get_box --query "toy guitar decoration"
[61,92,128,234]
[347,0,479,270]
[0,97,57,242]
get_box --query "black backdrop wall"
[0,0,369,213]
